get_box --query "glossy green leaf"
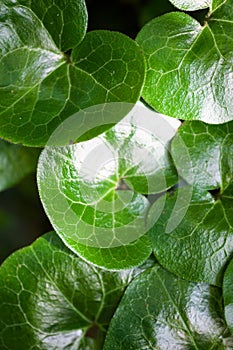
[136,1,233,124]
[150,187,233,286]
[0,231,155,350]
[0,0,145,146]
[169,0,211,11]
[37,106,179,269]
[172,121,233,191]
[13,0,88,51]
[223,258,233,335]
[0,139,40,191]
[149,121,233,286]
[104,265,233,349]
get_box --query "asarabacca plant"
[0,0,233,349]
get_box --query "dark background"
[0,0,206,263]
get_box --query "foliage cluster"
[0,0,233,348]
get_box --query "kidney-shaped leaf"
[104,265,233,349]
[37,105,179,269]
[136,0,233,124]
[0,0,145,146]
[0,139,39,191]
[0,231,155,350]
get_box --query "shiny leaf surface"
[169,0,211,10]
[0,231,155,350]
[37,105,179,269]
[136,0,233,123]
[0,0,145,146]
[0,139,39,191]
[104,265,233,349]
[171,121,233,191]
[150,187,233,286]
[14,0,88,51]
[149,121,233,286]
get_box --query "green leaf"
[136,2,233,124]
[0,231,155,350]
[37,105,179,269]
[0,0,145,146]
[150,187,233,286]
[5,0,88,51]
[149,121,233,286]
[223,258,233,335]
[104,265,233,349]
[0,139,39,191]
[169,0,211,11]
[171,121,233,191]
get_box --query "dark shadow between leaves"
[208,188,222,201]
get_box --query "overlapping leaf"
[172,121,233,191]
[149,121,233,286]
[0,139,39,191]
[0,0,145,146]
[37,105,179,269]
[13,0,88,51]
[136,0,233,123]
[104,265,233,349]
[0,231,155,350]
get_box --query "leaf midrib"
[0,58,66,117]
[154,269,200,350]
[31,246,93,326]
[174,200,231,241]
[0,56,123,122]
[1,4,122,121]
[212,0,228,13]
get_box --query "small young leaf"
[0,139,39,191]
[104,265,233,349]
[0,0,145,146]
[37,105,179,269]
[0,232,155,350]
[169,0,211,11]
[136,1,233,124]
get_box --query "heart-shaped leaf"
[0,231,155,350]
[223,258,233,335]
[169,0,211,11]
[136,0,233,124]
[0,139,40,191]
[0,0,145,146]
[104,265,233,349]
[149,121,233,286]
[37,104,179,269]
